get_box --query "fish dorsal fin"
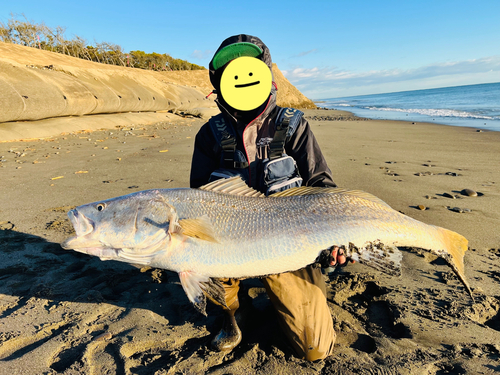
[178,215,219,243]
[270,186,336,197]
[270,186,392,208]
[199,177,264,197]
[335,189,392,208]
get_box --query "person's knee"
[300,332,336,361]
[303,346,330,362]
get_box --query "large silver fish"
[62,178,471,313]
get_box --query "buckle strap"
[209,115,248,169]
[269,108,303,160]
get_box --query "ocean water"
[319,82,500,131]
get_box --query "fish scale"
[62,177,471,312]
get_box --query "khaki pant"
[217,265,335,361]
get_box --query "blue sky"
[2,0,500,98]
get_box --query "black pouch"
[208,168,247,182]
[260,155,303,195]
[208,149,250,183]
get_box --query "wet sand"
[1,109,499,374]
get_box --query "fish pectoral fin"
[178,271,227,315]
[353,242,403,276]
[178,216,219,243]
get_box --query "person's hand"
[315,246,355,268]
[328,246,356,267]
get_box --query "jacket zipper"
[242,96,271,186]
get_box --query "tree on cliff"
[0,14,205,71]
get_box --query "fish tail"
[437,227,472,298]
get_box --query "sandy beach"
[0,108,499,374]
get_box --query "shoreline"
[315,105,499,133]
[1,109,499,374]
[313,81,500,133]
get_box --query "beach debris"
[159,149,169,153]
[415,172,433,176]
[449,207,472,213]
[0,221,15,230]
[62,177,472,315]
[445,172,460,177]
[461,189,478,197]
[93,332,113,342]
[305,115,367,121]
[443,192,457,199]
[417,205,427,210]
[75,171,88,174]
[51,176,64,180]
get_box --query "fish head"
[61,190,176,262]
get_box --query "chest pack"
[208,107,304,195]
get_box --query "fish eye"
[249,72,253,76]
[96,203,106,212]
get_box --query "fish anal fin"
[178,215,219,243]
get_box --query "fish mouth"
[235,81,260,88]
[61,243,119,260]
[62,208,102,253]
[68,208,94,237]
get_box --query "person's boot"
[211,300,242,351]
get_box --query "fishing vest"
[208,107,304,195]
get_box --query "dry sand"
[1,109,499,374]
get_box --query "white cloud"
[292,49,318,58]
[282,56,500,98]
[190,49,213,60]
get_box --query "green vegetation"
[0,14,205,71]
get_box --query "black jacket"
[190,34,336,190]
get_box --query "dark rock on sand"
[461,188,478,197]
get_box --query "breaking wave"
[320,82,500,131]
[365,106,496,120]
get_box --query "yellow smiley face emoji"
[220,56,272,111]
